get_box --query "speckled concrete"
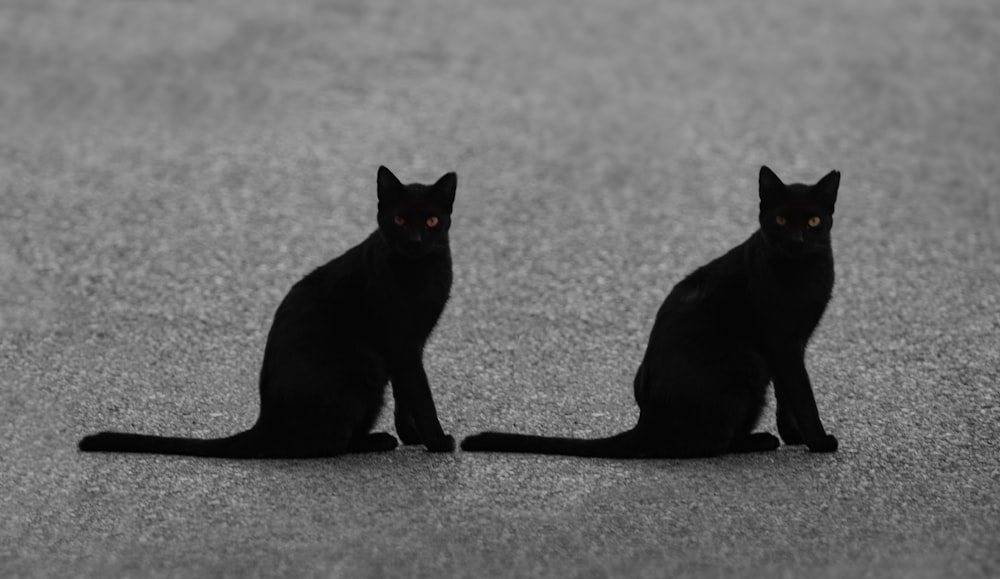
[1,0,998,577]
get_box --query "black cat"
[462,166,840,458]
[79,166,457,458]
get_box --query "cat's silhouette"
[80,166,457,457]
[462,166,840,458]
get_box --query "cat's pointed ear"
[377,165,404,202]
[814,169,840,213]
[759,165,785,207]
[432,171,457,212]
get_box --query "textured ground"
[1,0,998,577]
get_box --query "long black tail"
[78,428,262,458]
[460,428,644,458]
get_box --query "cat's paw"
[731,432,780,453]
[425,434,455,453]
[367,432,400,452]
[807,434,838,453]
[749,432,780,452]
[778,425,804,445]
[348,432,399,453]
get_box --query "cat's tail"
[460,428,644,458]
[77,428,263,458]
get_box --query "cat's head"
[758,165,839,258]
[376,165,457,258]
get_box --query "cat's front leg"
[776,403,804,445]
[770,349,837,453]
[391,401,422,445]
[387,350,454,452]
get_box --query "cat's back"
[637,236,758,362]
[660,236,754,315]
[268,236,372,336]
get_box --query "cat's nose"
[406,231,423,244]
[789,230,804,243]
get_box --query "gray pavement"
[2,0,998,577]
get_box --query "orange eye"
[393,215,405,226]
[808,216,821,227]
[426,216,439,228]
[775,215,787,225]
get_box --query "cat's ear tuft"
[432,172,457,211]
[759,165,785,206]
[815,170,840,213]
[377,165,404,201]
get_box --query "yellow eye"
[808,216,821,227]
[775,215,787,225]
[426,216,439,228]
[393,215,405,226]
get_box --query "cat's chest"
[388,263,451,306]
[373,260,451,333]
[753,260,833,338]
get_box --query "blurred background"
[1,0,997,577]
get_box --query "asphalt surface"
[2,0,998,577]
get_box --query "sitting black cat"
[79,166,457,458]
[462,166,840,458]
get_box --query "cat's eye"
[775,216,787,226]
[808,216,821,227]
[426,216,439,228]
[393,215,405,226]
